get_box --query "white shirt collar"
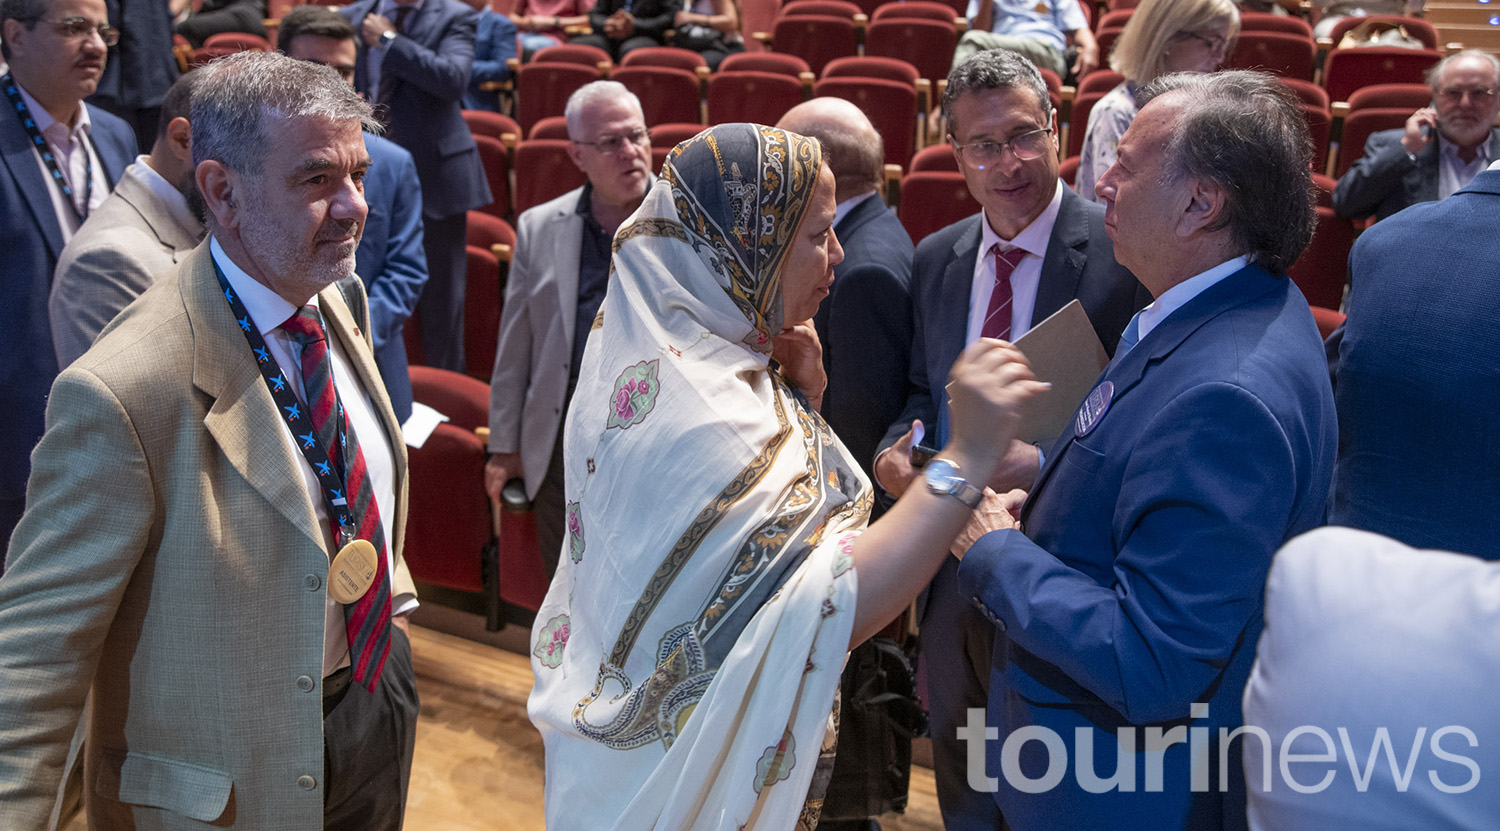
[132,156,203,238]
[16,81,90,144]
[833,191,878,229]
[1136,254,1250,342]
[210,236,313,338]
[1489,158,1500,172]
[978,179,1063,258]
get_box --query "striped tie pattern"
[282,306,393,691]
[981,244,1028,341]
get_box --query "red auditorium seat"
[512,139,588,214]
[897,171,979,245]
[706,70,810,125]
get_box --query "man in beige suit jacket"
[49,71,206,368]
[485,81,651,578]
[0,52,419,830]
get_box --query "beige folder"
[1012,299,1110,445]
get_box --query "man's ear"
[566,141,587,173]
[198,160,239,231]
[1177,178,1226,238]
[167,117,192,163]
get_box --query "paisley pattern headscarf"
[527,124,872,831]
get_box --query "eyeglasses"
[28,16,120,46]
[953,128,1054,167]
[572,127,649,155]
[1436,86,1497,105]
[1174,30,1227,55]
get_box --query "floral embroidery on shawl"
[754,730,797,794]
[534,615,571,669]
[606,360,661,430]
[566,501,585,563]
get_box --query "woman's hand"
[772,320,827,408]
[943,339,1050,473]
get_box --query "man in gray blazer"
[1333,50,1500,222]
[51,71,205,367]
[485,80,651,579]
[0,53,419,830]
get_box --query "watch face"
[925,458,960,491]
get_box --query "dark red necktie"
[981,244,1028,341]
[282,306,393,692]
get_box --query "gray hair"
[942,49,1053,139]
[564,80,644,140]
[1425,49,1500,90]
[1138,70,1314,274]
[0,0,52,60]
[190,50,378,175]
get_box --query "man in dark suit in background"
[778,97,915,478]
[90,0,178,151]
[0,0,136,560]
[343,0,490,373]
[283,4,430,422]
[872,49,1144,831]
[1332,50,1500,222]
[1330,159,1500,560]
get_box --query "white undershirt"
[17,83,108,243]
[965,180,1064,343]
[211,238,416,677]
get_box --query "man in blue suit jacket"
[458,0,517,112]
[281,5,431,421]
[954,71,1336,831]
[1330,162,1500,560]
[344,0,491,373]
[1,0,136,557]
[870,51,1144,831]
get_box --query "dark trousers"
[920,555,1004,831]
[569,33,661,62]
[324,626,420,831]
[531,420,567,581]
[417,211,468,373]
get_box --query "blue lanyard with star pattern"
[3,73,93,225]
[212,260,359,546]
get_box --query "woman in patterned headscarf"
[526,123,1044,830]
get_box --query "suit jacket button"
[297,775,318,791]
[304,574,322,591]
[296,675,315,693]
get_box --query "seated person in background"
[1076,0,1239,202]
[1243,527,1500,830]
[512,0,594,57]
[527,120,1047,830]
[570,0,674,61]
[1312,0,1422,38]
[459,0,518,110]
[671,0,744,70]
[1332,50,1500,222]
[955,0,1099,80]
[51,72,205,368]
[172,0,267,47]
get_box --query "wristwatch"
[924,458,984,509]
[380,28,398,47]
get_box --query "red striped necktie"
[982,243,1028,341]
[282,306,393,691]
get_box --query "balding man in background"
[51,71,205,367]
[778,98,915,479]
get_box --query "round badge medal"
[1074,380,1114,437]
[329,538,379,604]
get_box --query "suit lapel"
[1411,142,1441,203]
[1032,187,1087,324]
[1022,265,1282,518]
[555,192,586,351]
[931,218,981,445]
[348,0,379,95]
[0,107,67,260]
[185,244,325,549]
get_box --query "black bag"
[817,634,927,821]
[671,23,728,53]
